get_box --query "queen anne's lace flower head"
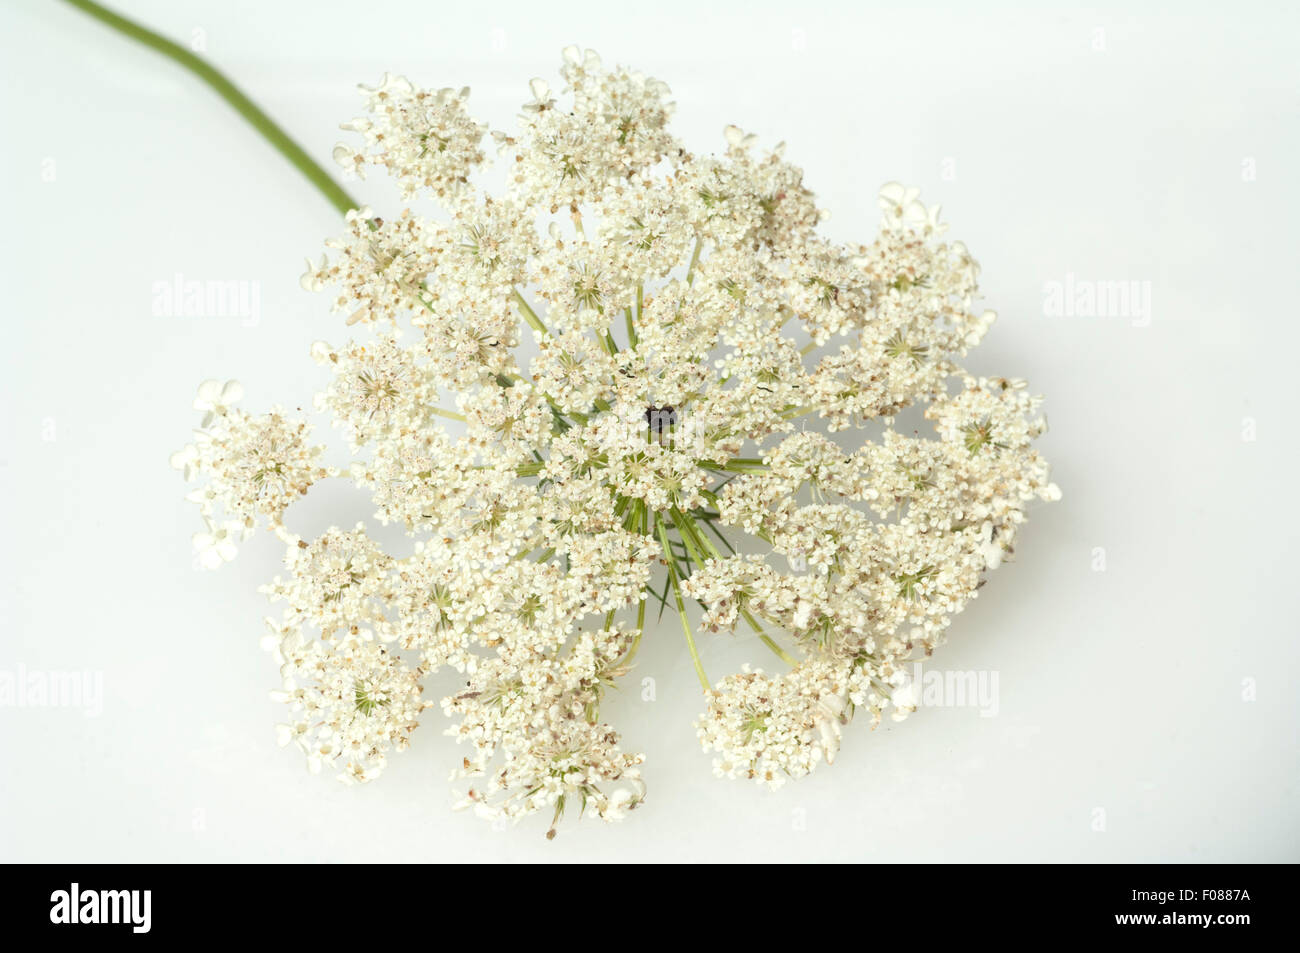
[175,48,1058,833]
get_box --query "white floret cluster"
[173,48,1058,835]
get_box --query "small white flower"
[300,255,329,292]
[891,680,919,721]
[192,517,241,569]
[976,521,1005,570]
[193,379,243,427]
[523,78,554,114]
[878,181,925,226]
[169,443,199,480]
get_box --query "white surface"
[2,0,1297,862]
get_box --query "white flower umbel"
[174,48,1059,835]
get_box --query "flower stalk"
[62,0,357,215]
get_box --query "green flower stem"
[668,508,708,570]
[655,515,709,692]
[62,0,357,216]
[699,460,768,474]
[685,237,703,285]
[697,514,737,555]
[630,594,647,659]
[430,407,467,422]
[512,288,549,336]
[690,516,723,560]
[741,607,798,667]
[624,307,638,349]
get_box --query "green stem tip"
[61,0,357,216]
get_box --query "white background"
[2,0,1297,862]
